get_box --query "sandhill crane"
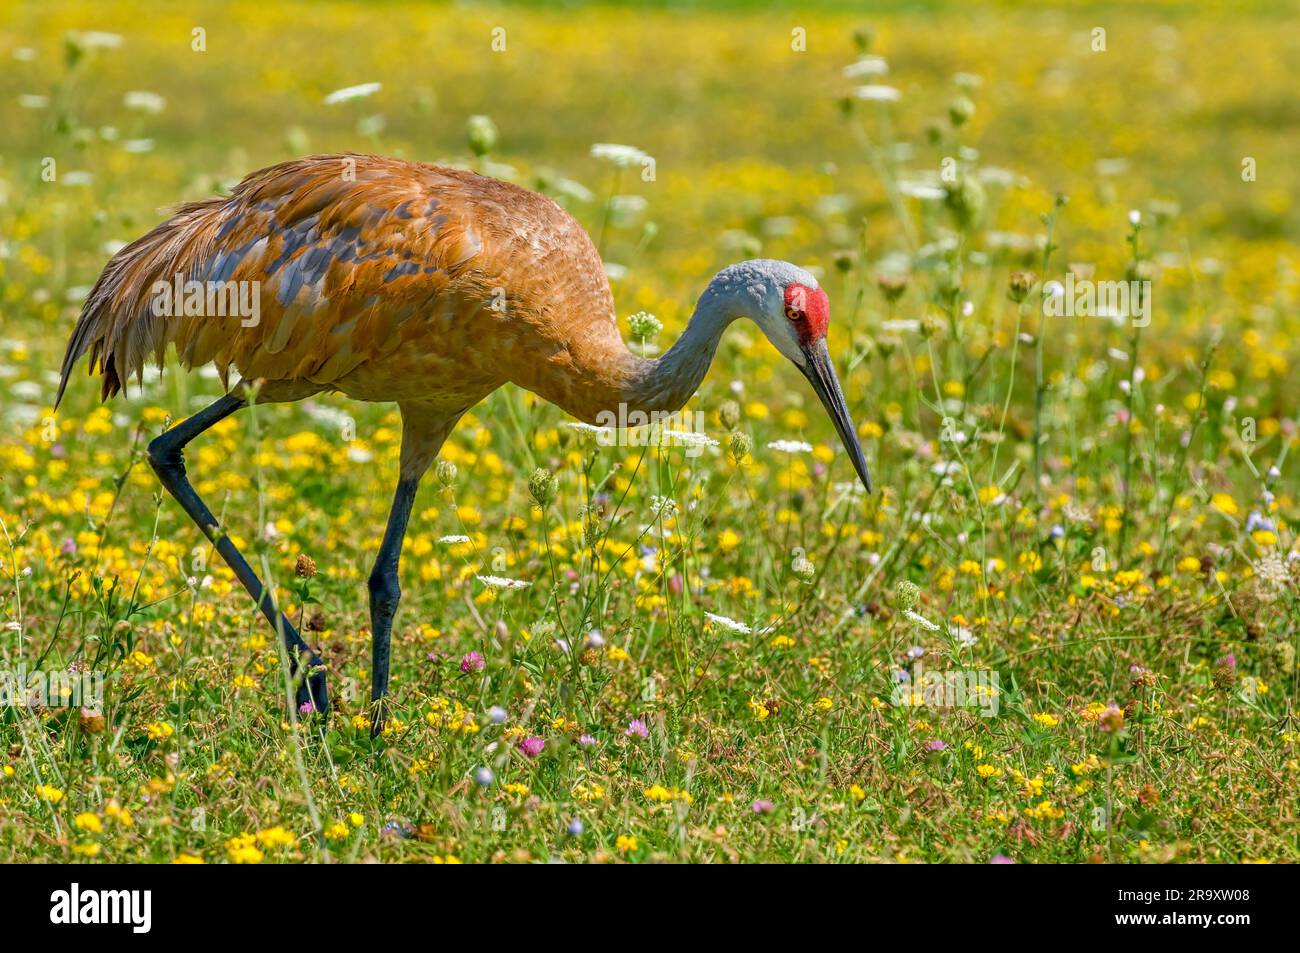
[56,154,872,734]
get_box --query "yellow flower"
[849,784,866,801]
[72,842,101,857]
[1211,493,1239,516]
[1031,712,1059,728]
[35,784,64,804]
[325,822,351,840]
[255,826,296,848]
[813,696,833,711]
[748,697,770,721]
[616,834,638,853]
[976,764,1001,779]
[74,812,102,833]
[1177,556,1202,572]
[769,635,796,649]
[146,721,175,741]
[226,834,264,864]
[172,853,205,864]
[349,812,365,828]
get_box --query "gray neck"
[627,270,751,414]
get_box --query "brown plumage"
[58,153,872,732]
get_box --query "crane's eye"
[784,305,802,321]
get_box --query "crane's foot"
[294,655,330,718]
[369,697,389,739]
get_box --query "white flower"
[17,94,49,109]
[704,611,751,634]
[123,90,165,113]
[904,609,940,631]
[438,534,470,544]
[323,82,382,105]
[842,56,888,78]
[767,439,813,454]
[590,143,648,167]
[660,429,718,448]
[953,626,978,648]
[1128,209,1141,226]
[648,496,678,519]
[898,182,946,201]
[855,85,901,102]
[476,574,530,590]
[67,31,123,51]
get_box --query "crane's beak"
[798,338,873,494]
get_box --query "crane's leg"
[368,403,465,736]
[147,389,329,715]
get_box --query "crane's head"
[716,259,873,493]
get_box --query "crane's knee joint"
[146,434,184,478]
[368,570,401,617]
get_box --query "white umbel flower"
[767,439,813,454]
[476,574,530,590]
[704,611,751,634]
[323,82,382,105]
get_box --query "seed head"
[877,272,910,302]
[718,399,741,431]
[728,430,752,464]
[948,95,975,127]
[435,459,458,487]
[467,114,498,157]
[528,467,559,508]
[1007,270,1038,304]
[295,554,317,579]
[895,580,920,612]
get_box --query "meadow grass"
[0,0,1297,863]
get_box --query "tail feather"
[55,198,225,410]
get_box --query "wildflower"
[625,718,649,738]
[35,784,64,804]
[325,822,350,840]
[518,737,545,758]
[74,813,102,833]
[591,143,649,166]
[1097,704,1125,733]
[1031,712,1060,729]
[990,854,1016,864]
[615,834,639,853]
[925,739,947,752]
[460,651,486,673]
[439,534,470,544]
[528,467,559,508]
[295,554,317,578]
[849,784,866,801]
[567,818,585,837]
[323,82,382,105]
[256,826,296,848]
[855,84,901,102]
[226,834,264,864]
[767,439,813,454]
[976,764,1001,779]
[728,430,753,463]
[435,460,458,486]
[474,767,495,787]
[751,799,775,814]
[627,311,663,340]
[894,580,920,611]
[704,611,751,634]
[1007,270,1037,303]
[476,574,530,590]
[466,114,497,156]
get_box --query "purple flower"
[990,854,1015,864]
[625,718,649,738]
[60,538,77,556]
[298,701,317,716]
[1215,654,1236,669]
[906,645,924,659]
[460,651,485,673]
[578,733,596,747]
[752,799,775,815]
[924,739,947,752]
[518,736,544,758]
